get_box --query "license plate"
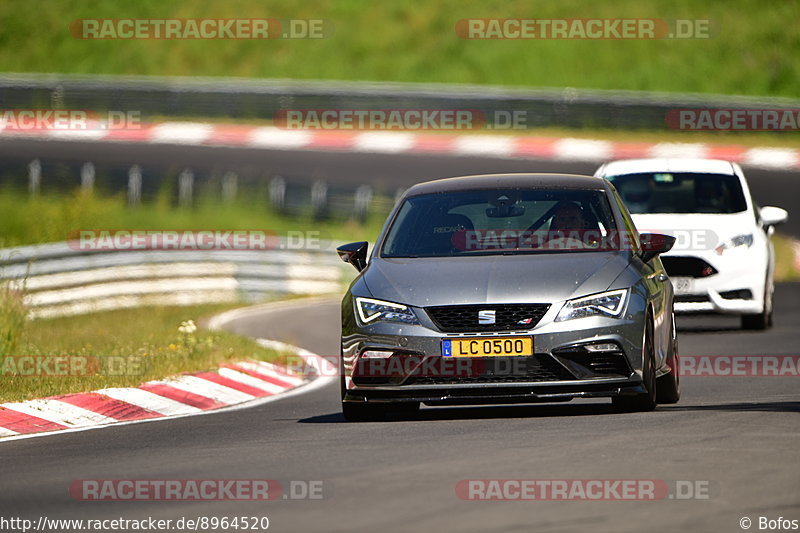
[442,337,533,357]
[672,277,695,295]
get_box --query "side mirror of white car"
[760,206,788,228]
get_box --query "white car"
[595,158,788,329]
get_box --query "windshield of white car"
[605,172,748,214]
[381,189,619,258]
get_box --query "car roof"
[405,173,608,196]
[597,158,736,176]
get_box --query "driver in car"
[547,202,601,249]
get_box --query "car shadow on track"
[677,324,744,334]
[300,402,630,423]
[661,400,800,413]
[676,316,745,334]
[301,399,800,423]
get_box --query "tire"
[656,314,680,404]
[341,401,420,422]
[341,402,386,422]
[613,314,657,412]
[741,277,773,331]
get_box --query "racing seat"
[418,213,474,255]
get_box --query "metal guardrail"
[0,240,352,319]
[3,73,799,130]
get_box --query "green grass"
[0,303,294,402]
[0,280,26,358]
[0,0,798,97]
[773,234,800,282]
[0,186,387,249]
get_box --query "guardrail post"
[222,171,238,202]
[354,185,373,222]
[28,159,41,196]
[311,180,328,220]
[269,176,286,213]
[178,169,194,207]
[80,162,95,192]
[128,165,142,206]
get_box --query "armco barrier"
[3,73,800,130]
[0,240,352,318]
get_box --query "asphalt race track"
[0,142,798,533]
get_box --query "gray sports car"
[336,173,679,421]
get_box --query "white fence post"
[28,159,41,196]
[311,180,328,220]
[178,169,194,207]
[269,176,286,213]
[128,165,142,206]
[354,185,373,222]
[80,162,95,192]
[222,171,238,202]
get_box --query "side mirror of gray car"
[337,241,369,271]
[638,233,676,263]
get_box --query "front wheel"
[741,277,773,330]
[656,315,680,404]
[613,315,657,412]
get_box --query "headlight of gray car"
[355,297,420,325]
[556,289,629,322]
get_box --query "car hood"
[362,252,631,307]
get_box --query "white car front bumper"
[667,247,768,315]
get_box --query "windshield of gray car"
[605,172,748,214]
[381,189,619,258]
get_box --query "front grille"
[661,256,718,278]
[720,289,753,300]
[674,294,710,303]
[405,355,573,385]
[552,347,631,376]
[425,303,551,333]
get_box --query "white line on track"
[218,367,286,394]
[97,387,202,416]
[152,375,255,404]
[0,399,118,427]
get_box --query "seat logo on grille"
[478,310,496,325]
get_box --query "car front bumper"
[341,296,650,405]
[668,248,768,315]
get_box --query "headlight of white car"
[556,289,629,322]
[714,233,754,255]
[355,297,420,325]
